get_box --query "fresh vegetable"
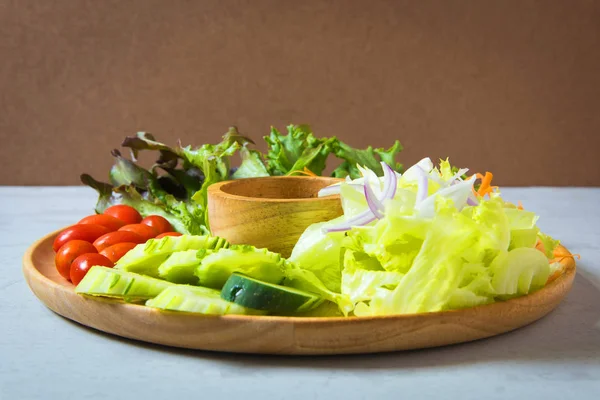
[341,251,404,304]
[288,220,347,293]
[99,242,138,263]
[140,215,173,235]
[194,245,286,289]
[93,231,146,252]
[288,158,564,316]
[53,224,111,252]
[115,235,229,277]
[70,253,114,285]
[157,250,202,284]
[221,273,322,313]
[146,285,265,315]
[55,240,98,280]
[67,136,570,319]
[81,124,404,236]
[78,214,126,231]
[55,211,173,279]
[75,266,174,302]
[103,205,142,225]
[118,224,158,241]
[490,247,550,298]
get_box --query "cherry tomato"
[155,232,183,239]
[119,224,158,241]
[93,231,145,252]
[53,224,111,252]
[54,240,97,281]
[140,215,173,235]
[103,205,142,225]
[70,253,114,285]
[100,242,138,263]
[78,214,125,231]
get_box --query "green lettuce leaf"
[331,140,403,179]
[232,146,269,179]
[121,132,180,160]
[347,215,430,273]
[288,218,348,292]
[264,124,335,176]
[537,232,561,259]
[341,250,404,305]
[490,247,550,297]
[283,264,353,316]
[195,245,286,289]
[81,175,208,235]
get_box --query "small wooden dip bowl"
[207,176,343,257]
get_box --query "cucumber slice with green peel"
[75,266,174,302]
[221,273,322,313]
[157,250,203,284]
[195,245,286,289]
[146,285,264,315]
[115,235,229,278]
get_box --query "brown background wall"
[1,0,599,186]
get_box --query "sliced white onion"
[415,166,429,204]
[452,168,469,182]
[317,184,342,197]
[416,176,476,218]
[322,209,377,233]
[402,157,434,182]
[318,183,363,197]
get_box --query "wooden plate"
[23,229,576,355]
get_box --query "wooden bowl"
[207,176,344,257]
[22,229,577,355]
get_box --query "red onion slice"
[321,162,399,233]
[466,196,479,206]
[380,162,398,200]
[363,177,384,219]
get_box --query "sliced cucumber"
[158,250,203,284]
[221,273,322,313]
[75,266,173,302]
[195,245,286,289]
[146,285,264,315]
[115,235,229,277]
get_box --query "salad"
[286,157,569,316]
[51,125,573,318]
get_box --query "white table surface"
[2,186,599,400]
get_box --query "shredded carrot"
[546,245,581,264]
[553,246,581,260]
[287,167,318,177]
[469,172,498,198]
[517,200,524,210]
[477,172,492,196]
[554,246,581,259]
